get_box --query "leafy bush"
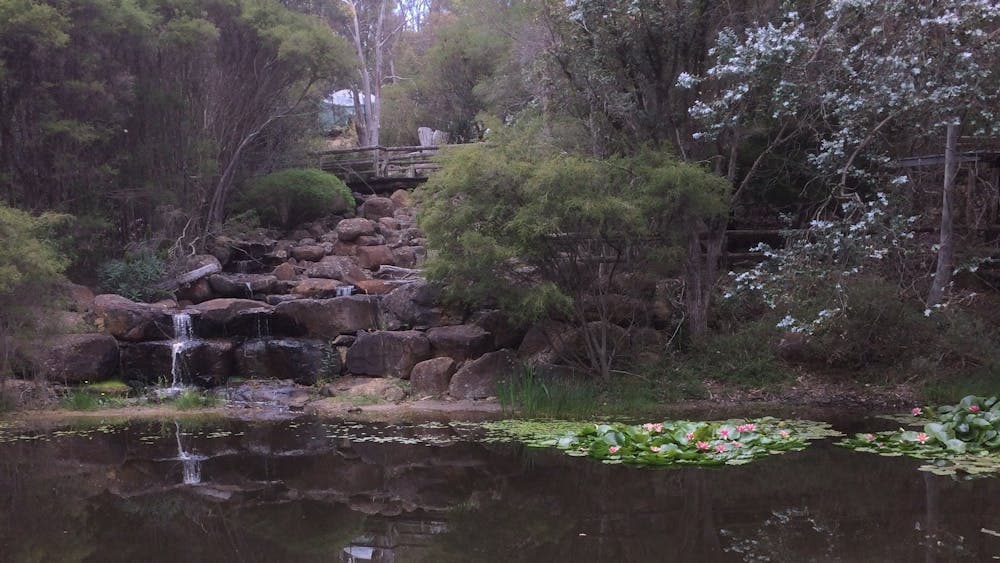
[419,120,729,378]
[233,168,352,230]
[806,277,935,370]
[99,253,168,302]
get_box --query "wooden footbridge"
[315,145,442,194]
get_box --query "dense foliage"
[0,203,68,373]
[233,168,353,229]
[419,121,729,377]
[0,0,352,260]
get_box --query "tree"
[687,1,1000,307]
[419,120,729,378]
[0,203,68,377]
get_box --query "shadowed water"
[0,414,998,562]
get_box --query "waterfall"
[244,281,254,298]
[169,313,193,389]
[336,285,355,297]
[175,422,203,485]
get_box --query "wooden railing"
[315,145,443,184]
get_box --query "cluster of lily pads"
[514,418,841,467]
[839,395,1000,477]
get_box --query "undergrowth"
[497,364,687,420]
[171,390,218,410]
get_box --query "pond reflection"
[0,416,998,562]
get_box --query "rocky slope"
[15,189,527,403]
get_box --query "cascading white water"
[170,313,193,388]
[336,285,355,297]
[243,281,254,298]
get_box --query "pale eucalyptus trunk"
[927,120,960,308]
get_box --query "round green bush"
[234,168,353,229]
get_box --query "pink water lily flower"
[916,433,929,444]
[736,423,756,433]
[864,433,876,442]
[718,428,730,439]
[911,407,923,416]
[779,430,790,439]
[715,444,726,453]
[696,441,710,451]
[608,446,620,454]
[733,441,743,448]
[970,405,981,413]
[653,423,663,433]
[650,446,661,452]
[685,432,695,441]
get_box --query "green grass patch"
[497,365,683,420]
[83,380,131,396]
[59,389,128,410]
[921,373,1000,404]
[170,390,218,410]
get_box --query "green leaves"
[839,395,1000,477]
[542,418,837,468]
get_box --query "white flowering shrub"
[728,193,915,327]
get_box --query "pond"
[1,413,998,562]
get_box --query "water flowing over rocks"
[18,186,549,403]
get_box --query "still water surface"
[1,414,998,562]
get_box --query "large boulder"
[345,330,431,378]
[208,273,277,298]
[292,278,346,298]
[191,298,268,335]
[91,294,172,341]
[274,296,380,338]
[469,309,525,350]
[184,339,235,386]
[290,245,326,262]
[391,246,427,269]
[176,278,214,304]
[409,357,456,396]
[224,307,304,338]
[272,262,297,281]
[234,338,339,385]
[382,280,440,328]
[120,339,234,386]
[360,196,397,220]
[336,218,377,242]
[426,325,492,362]
[119,341,173,384]
[305,255,371,284]
[24,334,119,383]
[356,245,395,270]
[448,349,518,399]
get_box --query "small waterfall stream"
[169,313,194,389]
[336,285,355,297]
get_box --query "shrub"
[99,253,168,302]
[233,168,352,229]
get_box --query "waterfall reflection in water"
[0,417,998,562]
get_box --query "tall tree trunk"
[683,219,725,340]
[370,0,386,148]
[927,120,960,307]
[347,1,376,146]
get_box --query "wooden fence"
[315,145,442,185]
